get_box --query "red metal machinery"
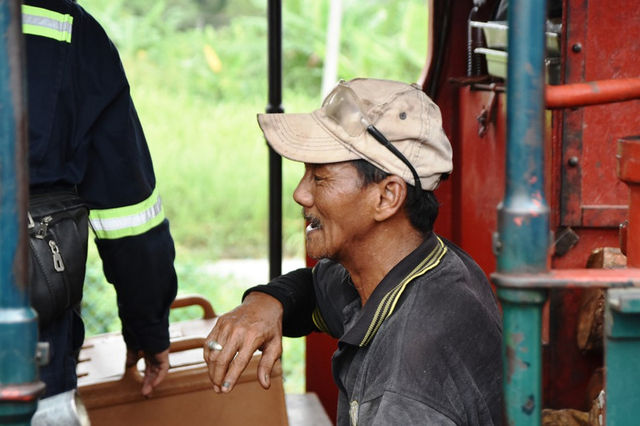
[429,0,640,414]
[305,0,640,421]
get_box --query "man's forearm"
[242,267,317,337]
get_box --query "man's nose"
[293,176,312,207]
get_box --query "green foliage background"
[77,0,428,394]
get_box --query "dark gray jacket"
[248,233,502,425]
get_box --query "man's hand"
[203,292,283,393]
[126,348,170,397]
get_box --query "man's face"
[293,162,376,261]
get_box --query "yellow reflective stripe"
[89,189,165,239]
[22,5,73,43]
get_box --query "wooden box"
[77,296,289,426]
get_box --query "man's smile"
[304,213,322,235]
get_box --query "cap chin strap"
[365,125,423,194]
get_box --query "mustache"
[302,209,321,227]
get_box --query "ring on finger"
[207,340,223,351]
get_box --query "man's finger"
[220,347,256,393]
[205,322,231,363]
[256,341,282,389]
[209,337,242,391]
[203,331,220,362]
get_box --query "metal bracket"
[476,84,498,137]
[554,227,580,257]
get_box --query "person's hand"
[203,292,283,393]
[126,348,170,397]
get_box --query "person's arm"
[96,221,177,398]
[242,267,317,336]
[204,267,316,393]
[73,7,177,397]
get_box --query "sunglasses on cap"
[323,81,423,193]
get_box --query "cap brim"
[257,111,361,164]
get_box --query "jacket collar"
[339,232,448,347]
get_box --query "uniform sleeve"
[242,267,318,337]
[72,8,177,354]
[96,221,177,354]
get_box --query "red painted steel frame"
[546,0,640,410]
[546,79,640,109]
[433,0,640,414]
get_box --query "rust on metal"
[522,394,536,415]
[506,332,527,383]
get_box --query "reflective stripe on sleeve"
[22,5,73,43]
[89,188,166,239]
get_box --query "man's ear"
[373,175,407,222]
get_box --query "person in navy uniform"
[23,0,177,400]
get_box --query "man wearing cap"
[204,78,502,425]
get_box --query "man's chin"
[305,243,330,261]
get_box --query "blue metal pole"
[498,0,550,274]
[496,0,549,424]
[0,1,43,424]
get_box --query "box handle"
[170,294,216,319]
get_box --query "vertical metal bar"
[496,0,549,424]
[499,288,547,425]
[498,0,549,274]
[267,0,283,280]
[0,0,43,424]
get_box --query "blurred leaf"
[203,43,223,73]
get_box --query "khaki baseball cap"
[257,78,453,191]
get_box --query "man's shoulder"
[396,242,501,337]
[429,238,497,308]
[439,236,487,278]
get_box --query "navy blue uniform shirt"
[24,0,177,353]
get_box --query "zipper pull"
[48,240,65,272]
[35,215,53,239]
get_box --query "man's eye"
[312,174,324,182]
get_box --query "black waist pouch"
[28,190,89,326]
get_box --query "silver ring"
[207,340,223,351]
